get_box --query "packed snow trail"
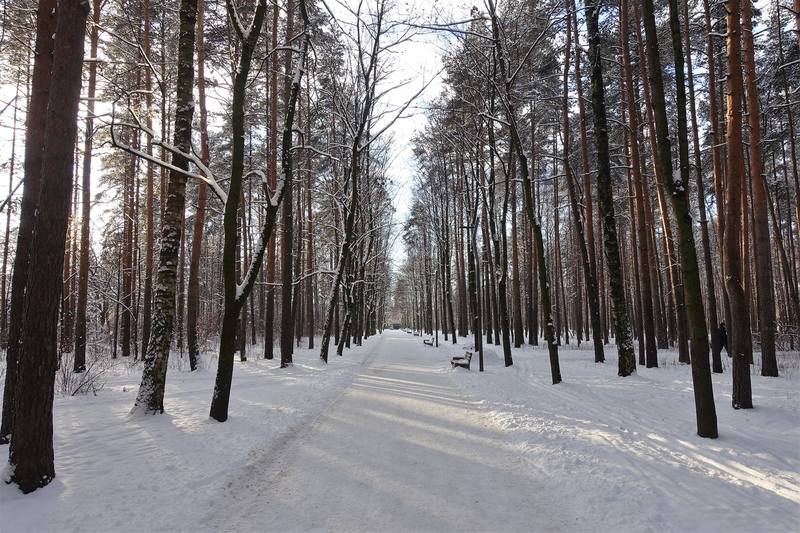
[208,331,569,532]
[2,330,797,532]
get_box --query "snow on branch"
[108,103,228,205]
[233,0,311,305]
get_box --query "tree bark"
[279,0,297,368]
[264,0,279,360]
[665,0,718,434]
[621,0,657,368]
[10,0,89,492]
[132,0,197,414]
[74,0,101,373]
[510,160,524,348]
[210,0,307,421]
[569,0,599,341]
[724,0,753,409]
[742,0,777,376]
[634,0,687,360]
[186,0,209,371]
[703,0,732,358]
[587,0,636,376]
[0,0,57,445]
[121,136,135,358]
[305,90,315,349]
[141,0,155,355]
[687,0,722,373]
[563,8,604,363]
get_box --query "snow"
[2,331,799,532]
[0,340,379,532]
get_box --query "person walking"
[719,322,728,356]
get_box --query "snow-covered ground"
[1,330,798,532]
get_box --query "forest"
[0,0,798,530]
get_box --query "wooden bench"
[450,351,472,370]
[423,338,434,346]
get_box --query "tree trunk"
[687,0,722,373]
[510,162,524,348]
[60,181,76,354]
[640,0,719,435]
[263,0,279,360]
[621,0,657,368]
[487,0,560,382]
[742,0,777,376]
[279,0,296,368]
[0,0,57,445]
[563,8,604,363]
[9,0,88,492]
[74,0,101,373]
[210,0,306,421]
[703,0,731,354]
[121,139,135,358]
[485,113,513,366]
[634,0,688,361]
[587,0,636,377]
[305,90,315,349]
[570,0,599,345]
[141,0,155,355]
[186,0,209,371]
[132,0,197,414]
[724,0,753,409]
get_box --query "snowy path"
[2,330,798,532]
[208,332,568,532]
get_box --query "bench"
[450,351,472,370]
[423,338,434,346]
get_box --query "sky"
[0,0,469,271]
[356,0,468,268]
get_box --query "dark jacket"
[719,324,728,351]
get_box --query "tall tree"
[280,0,297,368]
[641,0,719,435]
[0,0,57,445]
[569,0,600,354]
[586,0,636,377]
[130,0,198,414]
[665,0,718,432]
[742,0,777,376]
[264,0,280,360]
[688,0,723,373]
[9,0,89,492]
[724,0,753,409]
[487,0,561,383]
[186,0,210,371]
[74,0,102,373]
[620,0,657,368]
[209,0,309,421]
[141,0,155,355]
[563,6,604,364]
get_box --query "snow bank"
[0,337,379,532]
[444,337,800,532]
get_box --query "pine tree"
[132,0,198,414]
[586,0,636,377]
[10,0,89,492]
